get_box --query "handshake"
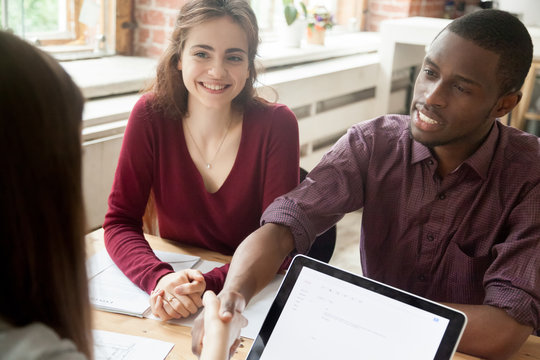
[150,269,248,360]
[194,290,248,360]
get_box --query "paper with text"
[93,329,173,360]
[87,250,200,317]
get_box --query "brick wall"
[409,0,447,17]
[366,0,479,31]
[134,0,187,57]
[133,0,480,57]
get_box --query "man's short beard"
[407,123,450,148]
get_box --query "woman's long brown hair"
[0,31,92,358]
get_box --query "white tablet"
[247,255,467,360]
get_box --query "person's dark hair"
[0,31,92,358]
[147,0,261,119]
[446,9,533,95]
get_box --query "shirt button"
[427,234,435,242]
[428,159,434,165]
[438,193,446,200]
[418,274,426,281]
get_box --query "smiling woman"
[102,0,300,326]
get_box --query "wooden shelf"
[524,112,540,121]
[510,59,540,130]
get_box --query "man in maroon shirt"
[190,10,539,360]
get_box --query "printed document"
[87,250,200,317]
[93,329,173,360]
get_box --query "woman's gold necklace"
[184,117,233,170]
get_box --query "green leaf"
[284,5,298,26]
[299,2,307,17]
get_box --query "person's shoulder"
[0,322,86,360]
[244,100,298,134]
[246,100,295,120]
[132,92,158,115]
[351,114,410,137]
[129,92,172,129]
[498,123,540,165]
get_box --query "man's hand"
[198,291,248,360]
[192,223,294,356]
[150,269,205,320]
[192,290,246,357]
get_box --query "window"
[251,0,365,39]
[0,0,115,59]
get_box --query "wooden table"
[86,229,540,360]
[87,229,250,360]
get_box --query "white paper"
[241,274,284,338]
[86,249,114,279]
[87,250,200,317]
[93,329,173,360]
[89,253,284,339]
[90,265,152,317]
[194,259,226,273]
[79,0,100,26]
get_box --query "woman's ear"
[177,59,182,71]
[491,91,522,118]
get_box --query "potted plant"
[282,0,307,47]
[307,5,334,45]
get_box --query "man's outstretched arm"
[221,223,295,306]
[446,303,533,360]
[191,223,295,356]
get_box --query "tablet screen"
[248,256,466,360]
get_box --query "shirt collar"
[462,122,499,179]
[411,139,432,165]
[410,121,500,179]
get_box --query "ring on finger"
[167,296,175,303]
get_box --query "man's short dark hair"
[446,9,533,95]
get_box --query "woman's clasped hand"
[150,269,205,320]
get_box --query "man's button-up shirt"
[262,114,540,330]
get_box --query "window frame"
[251,0,366,41]
[0,0,125,57]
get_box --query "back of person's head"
[446,9,533,95]
[0,31,92,358]
[150,0,260,118]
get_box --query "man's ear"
[491,91,522,118]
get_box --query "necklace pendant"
[206,163,211,169]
